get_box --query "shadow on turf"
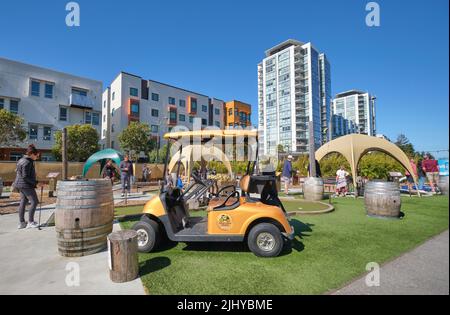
[140,256,171,276]
[178,218,313,257]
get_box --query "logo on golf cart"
[217,214,232,230]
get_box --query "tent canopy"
[82,149,123,177]
[315,134,419,195]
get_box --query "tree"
[395,134,415,157]
[118,122,154,160]
[277,144,285,154]
[52,124,99,162]
[0,109,26,147]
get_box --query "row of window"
[127,88,221,115]
[58,107,100,125]
[28,124,52,141]
[0,98,19,114]
[30,79,89,100]
[227,108,251,123]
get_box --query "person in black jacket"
[14,144,40,229]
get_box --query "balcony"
[69,93,94,109]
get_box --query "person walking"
[405,158,418,192]
[13,144,40,229]
[120,155,133,197]
[335,165,349,197]
[422,154,440,193]
[416,159,427,191]
[282,155,293,195]
[102,159,116,184]
[142,164,150,182]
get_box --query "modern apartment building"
[0,57,102,161]
[258,39,331,155]
[332,90,376,137]
[224,100,252,128]
[331,114,358,139]
[102,72,225,151]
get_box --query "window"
[151,125,159,133]
[103,100,106,108]
[72,88,87,96]
[202,118,207,125]
[10,100,19,114]
[111,141,115,148]
[85,111,92,124]
[111,124,115,133]
[31,80,40,96]
[43,126,51,141]
[130,103,139,117]
[45,83,54,99]
[111,108,115,117]
[130,87,139,97]
[112,92,115,100]
[228,108,232,116]
[151,109,159,117]
[179,100,186,107]
[151,93,159,101]
[10,152,22,161]
[215,108,220,115]
[92,113,100,126]
[190,98,197,114]
[189,116,194,123]
[215,121,220,127]
[103,115,106,123]
[179,114,186,122]
[59,107,67,121]
[202,105,208,112]
[29,124,38,140]
[0,98,4,109]
[168,97,176,105]
[169,107,177,124]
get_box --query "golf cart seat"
[207,175,250,211]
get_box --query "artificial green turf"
[283,200,330,212]
[121,196,449,295]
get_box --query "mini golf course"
[119,196,449,295]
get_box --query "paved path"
[0,207,145,295]
[334,230,449,295]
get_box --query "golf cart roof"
[163,129,259,140]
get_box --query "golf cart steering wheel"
[191,173,205,186]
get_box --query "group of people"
[406,154,440,193]
[102,157,154,197]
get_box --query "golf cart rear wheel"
[248,223,283,257]
[132,220,160,253]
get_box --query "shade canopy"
[315,134,419,195]
[168,144,233,179]
[82,149,124,177]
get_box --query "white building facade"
[332,90,376,138]
[258,39,332,155]
[0,58,102,161]
[102,72,225,151]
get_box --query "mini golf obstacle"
[55,179,114,257]
[364,181,402,219]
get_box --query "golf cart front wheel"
[132,220,160,253]
[247,223,283,257]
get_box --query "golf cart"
[132,129,294,257]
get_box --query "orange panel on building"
[224,100,252,128]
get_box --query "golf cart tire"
[132,219,160,253]
[247,223,283,257]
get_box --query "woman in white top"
[336,166,349,196]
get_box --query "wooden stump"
[108,230,139,283]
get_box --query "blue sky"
[0,0,448,157]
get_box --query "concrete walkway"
[0,206,145,295]
[334,230,449,295]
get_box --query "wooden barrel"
[55,179,114,257]
[303,177,324,201]
[438,176,449,195]
[364,181,401,218]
